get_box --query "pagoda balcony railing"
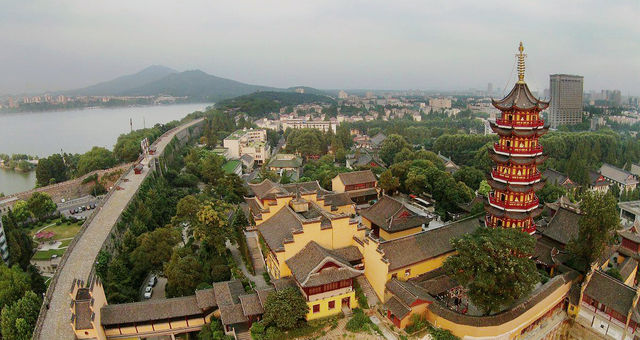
[494,143,543,156]
[485,215,536,234]
[488,193,539,211]
[491,168,541,184]
[496,118,545,129]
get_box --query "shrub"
[353,280,369,309]
[405,314,429,334]
[56,220,62,226]
[262,271,271,284]
[346,308,377,334]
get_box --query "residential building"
[485,42,548,234]
[331,170,379,205]
[549,74,584,128]
[223,129,271,165]
[281,118,337,133]
[0,219,8,264]
[267,154,303,179]
[600,163,638,192]
[222,159,242,176]
[338,90,348,99]
[429,98,452,110]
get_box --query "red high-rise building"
[485,42,549,234]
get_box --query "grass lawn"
[32,248,65,261]
[59,239,73,248]
[28,219,83,241]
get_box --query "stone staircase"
[236,330,252,340]
[246,232,265,272]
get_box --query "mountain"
[64,65,177,96]
[62,66,329,103]
[124,70,279,101]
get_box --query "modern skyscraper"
[549,74,584,128]
[486,42,548,234]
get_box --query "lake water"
[0,103,211,195]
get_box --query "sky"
[1,0,639,96]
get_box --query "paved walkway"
[225,239,267,288]
[35,119,203,340]
[245,231,265,272]
[356,276,379,307]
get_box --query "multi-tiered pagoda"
[485,42,549,234]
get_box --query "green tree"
[262,287,309,330]
[198,319,232,340]
[130,227,181,274]
[379,134,410,165]
[0,290,41,340]
[537,183,566,203]
[195,201,233,255]
[0,265,31,310]
[567,191,620,270]
[26,192,56,221]
[478,180,491,196]
[77,146,117,175]
[164,248,204,297]
[35,154,68,187]
[379,170,400,195]
[443,227,539,315]
[172,195,202,229]
[454,166,485,191]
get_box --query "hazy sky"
[1,0,639,95]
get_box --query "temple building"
[486,42,549,234]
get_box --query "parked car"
[144,286,152,299]
[148,275,157,287]
[74,208,79,214]
[89,203,96,209]
[69,209,74,215]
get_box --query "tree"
[0,290,41,340]
[262,287,309,330]
[443,227,539,315]
[195,201,233,255]
[77,146,117,175]
[453,166,485,191]
[0,265,31,310]
[35,154,68,187]
[567,191,620,270]
[172,195,202,230]
[130,227,181,274]
[478,180,491,196]
[379,170,400,195]
[379,134,410,165]
[537,183,566,204]
[26,192,56,221]
[198,319,232,340]
[164,248,204,297]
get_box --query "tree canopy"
[568,191,620,270]
[262,287,309,330]
[443,227,539,315]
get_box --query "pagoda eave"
[486,178,545,192]
[484,203,543,219]
[489,122,549,137]
[489,150,548,165]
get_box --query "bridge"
[33,118,205,340]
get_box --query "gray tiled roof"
[337,170,377,186]
[379,217,480,270]
[361,195,431,233]
[285,241,362,287]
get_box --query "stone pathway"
[226,239,267,288]
[370,315,398,340]
[318,317,384,340]
[34,118,204,340]
[357,276,379,306]
[245,231,265,272]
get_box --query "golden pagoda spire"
[517,42,527,84]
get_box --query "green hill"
[216,91,335,117]
[64,65,177,96]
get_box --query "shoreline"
[0,101,211,115]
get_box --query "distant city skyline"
[1,1,639,96]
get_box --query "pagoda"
[485,42,549,234]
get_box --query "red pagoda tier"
[485,42,549,234]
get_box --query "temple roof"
[492,82,549,111]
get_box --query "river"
[0,103,211,195]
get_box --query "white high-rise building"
[549,74,584,128]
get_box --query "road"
[35,118,203,340]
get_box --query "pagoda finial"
[517,42,527,84]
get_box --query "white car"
[148,275,157,287]
[144,286,152,299]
